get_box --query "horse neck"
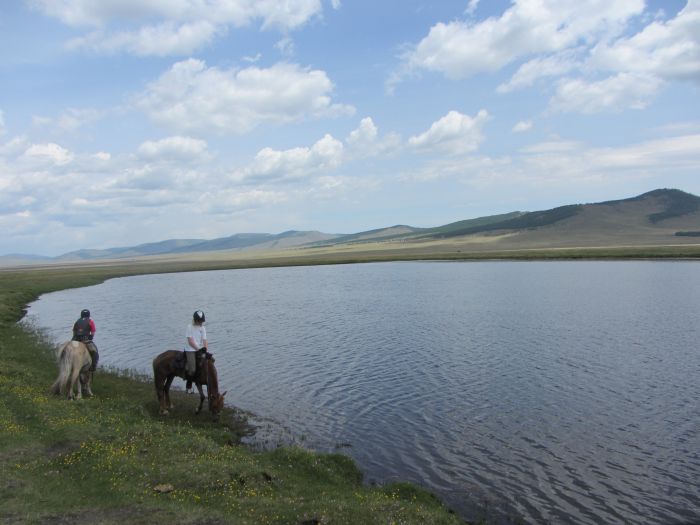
[206,360,219,396]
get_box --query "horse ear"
[221,391,227,397]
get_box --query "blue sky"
[1,0,698,256]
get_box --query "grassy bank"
[0,264,463,525]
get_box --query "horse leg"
[68,363,82,400]
[79,370,92,397]
[195,382,205,414]
[153,369,167,414]
[84,370,93,397]
[164,375,175,410]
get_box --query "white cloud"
[498,50,581,93]
[408,110,490,155]
[23,143,74,165]
[235,133,344,182]
[465,0,480,16]
[347,117,378,146]
[137,136,209,161]
[402,0,644,80]
[33,107,103,133]
[520,140,582,154]
[275,36,295,56]
[67,21,220,56]
[135,59,354,135]
[549,73,663,114]
[516,134,700,182]
[590,0,700,83]
[92,152,111,161]
[33,0,326,55]
[201,188,288,215]
[512,120,533,133]
[345,117,401,158]
[0,136,29,156]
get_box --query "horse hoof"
[160,410,169,416]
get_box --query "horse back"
[152,350,184,374]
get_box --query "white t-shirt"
[185,323,207,352]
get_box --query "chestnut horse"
[152,350,226,421]
[50,341,93,400]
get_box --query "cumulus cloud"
[135,59,354,135]
[345,117,401,157]
[137,136,209,161]
[32,0,327,55]
[401,0,644,80]
[347,117,378,147]
[549,73,663,114]
[408,110,490,155]
[589,0,700,83]
[394,0,699,114]
[234,133,344,183]
[23,143,74,165]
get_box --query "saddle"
[174,349,213,378]
[173,351,188,372]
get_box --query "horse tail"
[51,341,73,395]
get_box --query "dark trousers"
[85,341,99,371]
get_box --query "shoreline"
[0,259,468,524]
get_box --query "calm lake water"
[23,261,700,524]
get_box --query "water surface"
[24,261,700,524]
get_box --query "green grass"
[0,263,463,525]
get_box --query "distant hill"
[2,188,699,267]
[170,231,339,254]
[56,239,206,261]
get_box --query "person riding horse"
[72,309,98,372]
[185,310,208,393]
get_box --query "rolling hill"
[2,188,699,267]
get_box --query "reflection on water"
[24,261,700,524]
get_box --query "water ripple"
[23,261,700,525]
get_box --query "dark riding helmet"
[193,310,205,323]
[81,309,90,318]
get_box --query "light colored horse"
[50,341,93,400]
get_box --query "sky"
[1,0,699,256]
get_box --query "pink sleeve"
[90,319,96,332]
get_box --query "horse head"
[208,390,227,422]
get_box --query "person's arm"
[187,336,199,351]
[89,319,96,336]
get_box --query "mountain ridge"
[2,188,699,266]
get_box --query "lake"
[23,261,700,524]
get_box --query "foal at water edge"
[50,341,93,400]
